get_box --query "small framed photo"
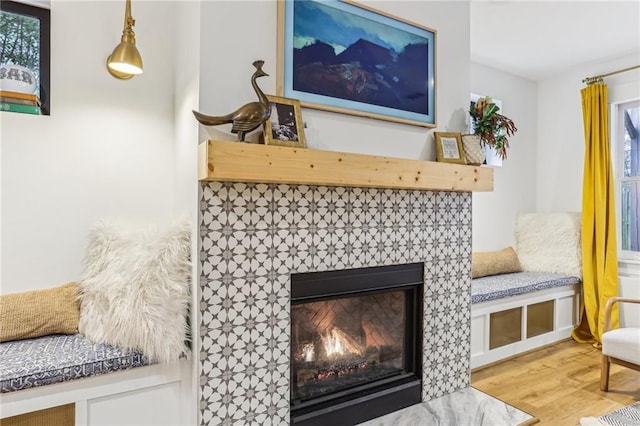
[263,95,306,148]
[434,132,466,164]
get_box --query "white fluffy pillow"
[78,220,191,363]
[515,212,582,277]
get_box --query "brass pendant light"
[106,0,143,80]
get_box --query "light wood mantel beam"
[199,140,493,192]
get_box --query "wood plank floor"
[471,339,640,425]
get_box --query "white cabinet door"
[87,382,183,426]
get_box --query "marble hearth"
[198,182,472,425]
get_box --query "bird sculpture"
[193,60,271,142]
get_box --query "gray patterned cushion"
[0,334,149,393]
[471,271,580,304]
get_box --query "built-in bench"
[469,212,583,369]
[470,271,581,369]
[0,220,193,425]
[0,332,191,426]
[0,334,191,425]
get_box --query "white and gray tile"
[199,183,473,425]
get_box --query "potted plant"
[469,96,518,160]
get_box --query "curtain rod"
[583,64,640,85]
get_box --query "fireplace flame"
[302,343,315,362]
[324,330,344,357]
[323,328,362,358]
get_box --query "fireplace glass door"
[291,290,407,403]
[290,263,423,425]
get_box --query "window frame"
[0,0,51,115]
[612,98,640,262]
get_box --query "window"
[614,99,640,259]
[0,0,50,115]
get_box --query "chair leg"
[600,355,610,391]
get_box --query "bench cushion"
[472,271,580,304]
[0,334,148,393]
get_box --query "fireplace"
[290,263,424,426]
[199,182,473,425]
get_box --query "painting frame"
[277,0,436,128]
[263,95,307,148]
[434,132,466,164]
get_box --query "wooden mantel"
[198,140,493,192]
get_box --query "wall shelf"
[198,140,493,192]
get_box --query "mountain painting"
[280,0,436,127]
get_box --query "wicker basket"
[462,134,485,166]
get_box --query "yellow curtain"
[572,83,619,346]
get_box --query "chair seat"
[602,328,640,365]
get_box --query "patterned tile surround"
[199,182,472,425]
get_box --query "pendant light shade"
[108,41,143,75]
[107,0,143,80]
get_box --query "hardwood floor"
[471,339,640,425]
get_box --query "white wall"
[174,3,200,222]
[198,1,470,162]
[0,1,177,293]
[619,274,640,328]
[536,53,640,213]
[470,63,538,251]
[173,2,202,424]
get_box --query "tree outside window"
[0,1,50,115]
[617,100,640,256]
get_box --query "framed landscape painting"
[277,0,436,127]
